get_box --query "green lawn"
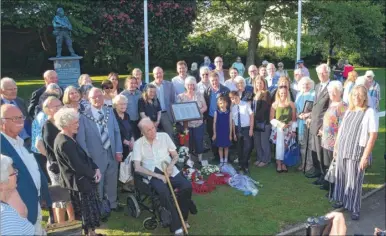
[15,68,385,235]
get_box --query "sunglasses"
[9,169,18,177]
[104,86,113,90]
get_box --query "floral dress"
[321,102,347,151]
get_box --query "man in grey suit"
[76,87,123,211]
[151,66,175,139]
[306,64,331,189]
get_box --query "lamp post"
[296,0,302,68]
[144,0,149,83]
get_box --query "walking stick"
[163,164,188,235]
[303,125,310,174]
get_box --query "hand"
[128,140,134,150]
[157,174,166,183]
[115,153,123,162]
[229,135,232,141]
[233,134,237,141]
[298,113,304,119]
[123,139,130,146]
[166,165,173,176]
[212,134,216,141]
[94,169,102,183]
[155,121,160,128]
[318,129,323,136]
[306,118,311,128]
[359,157,369,171]
[374,228,384,236]
[249,129,253,137]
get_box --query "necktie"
[237,105,241,134]
[98,111,111,150]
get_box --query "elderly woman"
[112,95,134,160]
[0,155,35,235]
[36,83,62,116]
[62,86,81,111]
[197,66,211,95]
[79,84,93,112]
[224,67,239,91]
[343,70,358,104]
[101,79,114,106]
[272,77,297,103]
[138,84,161,128]
[235,76,254,103]
[319,81,347,191]
[332,85,378,220]
[78,74,92,87]
[295,77,315,172]
[53,108,102,235]
[107,72,123,97]
[270,87,297,173]
[177,76,207,163]
[252,76,272,167]
[42,97,75,223]
[275,62,289,78]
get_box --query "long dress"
[271,106,293,161]
[215,109,231,148]
[333,110,366,213]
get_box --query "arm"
[138,99,148,119]
[35,140,47,157]
[112,110,123,154]
[270,103,276,121]
[27,89,40,118]
[60,141,96,178]
[200,95,207,114]
[248,106,254,136]
[75,115,90,156]
[42,123,58,161]
[212,111,217,140]
[229,110,233,140]
[290,102,297,122]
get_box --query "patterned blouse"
[321,102,348,151]
[31,111,48,153]
[176,92,206,128]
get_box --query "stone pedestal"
[49,56,83,88]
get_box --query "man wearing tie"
[76,88,123,211]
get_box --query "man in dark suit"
[27,70,62,118]
[204,71,230,159]
[0,104,52,234]
[306,63,331,189]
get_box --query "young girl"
[212,96,232,164]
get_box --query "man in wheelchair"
[132,118,195,235]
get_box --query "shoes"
[312,178,323,185]
[111,205,124,212]
[305,172,321,178]
[332,202,344,209]
[351,212,360,221]
[319,181,329,191]
[233,158,239,163]
[185,221,191,229]
[175,228,184,236]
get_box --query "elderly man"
[151,67,175,139]
[76,87,123,211]
[121,76,141,139]
[0,77,31,143]
[132,68,147,92]
[28,70,63,118]
[291,68,303,92]
[171,61,189,96]
[296,59,310,77]
[0,104,52,234]
[204,71,230,159]
[265,63,280,93]
[364,70,381,112]
[245,65,258,86]
[214,56,228,84]
[133,118,194,235]
[306,64,331,187]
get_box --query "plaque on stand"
[171,101,202,122]
[49,56,83,88]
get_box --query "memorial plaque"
[49,56,83,88]
[171,101,202,122]
[302,100,314,113]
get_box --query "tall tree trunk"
[246,20,262,68]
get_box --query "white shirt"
[231,101,253,127]
[132,132,179,179]
[2,133,41,196]
[224,79,238,92]
[171,76,186,96]
[197,81,210,95]
[90,106,109,136]
[265,75,275,88]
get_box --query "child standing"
[212,96,232,164]
[229,91,254,174]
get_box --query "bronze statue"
[52,8,78,57]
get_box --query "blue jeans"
[189,123,205,154]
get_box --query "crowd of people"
[0,55,381,235]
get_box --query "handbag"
[119,153,133,183]
[324,160,336,183]
[254,121,266,132]
[99,194,111,220]
[283,138,300,167]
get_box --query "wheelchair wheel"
[143,217,158,230]
[126,194,140,218]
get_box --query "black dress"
[113,109,133,159]
[138,97,161,122]
[54,133,101,233]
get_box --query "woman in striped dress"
[332,85,378,220]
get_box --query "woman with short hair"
[101,80,114,106]
[62,86,81,111]
[54,108,102,235]
[107,72,123,97]
[177,76,207,163]
[343,70,358,104]
[78,74,92,87]
[138,84,161,128]
[197,66,211,95]
[332,85,378,220]
[235,76,254,103]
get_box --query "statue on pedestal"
[52,8,78,57]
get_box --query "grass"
[14,68,385,235]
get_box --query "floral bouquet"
[182,168,202,182]
[178,129,189,146]
[177,146,189,164]
[200,164,220,177]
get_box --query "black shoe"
[332,202,343,209]
[112,205,124,212]
[351,212,360,220]
[305,172,321,178]
[312,179,322,185]
[319,184,329,190]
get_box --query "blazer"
[113,109,133,158]
[150,80,175,122]
[1,97,32,136]
[76,106,123,172]
[309,83,330,135]
[28,86,64,118]
[203,84,230,119]
[54,133,98,193]
[0,133,52,224]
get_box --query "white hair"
[356,76,366,86]
[184,76,197,90]
[199,66,210,75]
[54,107,79,130]
[298,77,315,91]
[294,68,302,75]
[327,80,343,93]
[316,63,331,74]
[266,63,275,69]
[43,70,56,79]
[112,94,128,108]
[191,62,198,71]
[234,76,246,87]
[0,77,16,90]
[0,155,13,183]
[138,117,153,131]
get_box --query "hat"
[296,59,304,64]
[364,70,375,78]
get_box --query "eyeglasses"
[279,86,288,89]
[9,169,18,177]
[1,115,26,122]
